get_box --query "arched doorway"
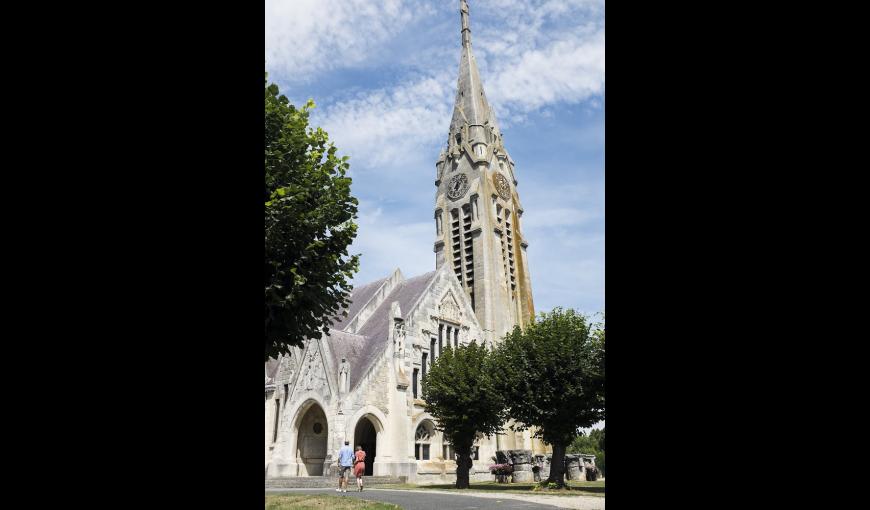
[354,417,377,476]
[296,403,327,475]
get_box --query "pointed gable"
[349,271,436,389]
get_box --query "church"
[265,0,551,484]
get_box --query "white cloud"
[265,0,422,83]
[309,3,604,170]
[469,1,605,119]
[350,204,434,285]
[488,32,605,115]
[314,76,454,168]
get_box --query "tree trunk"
[455,444,473,489]
[547,442,567,488]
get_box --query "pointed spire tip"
[460,0,471,48]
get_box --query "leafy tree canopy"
[493,308,605,486]
[265,74,359,361]
[422,341,507,488]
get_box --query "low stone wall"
[414,461,493,485]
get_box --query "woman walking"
[353,445,367,491]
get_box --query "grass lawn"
[265,494,402,509]
[378,480,605,497]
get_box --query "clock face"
[446,174,469,200]
[494,172,511,200]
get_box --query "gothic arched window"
[415,422,433,460]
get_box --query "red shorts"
[354,463,365,477]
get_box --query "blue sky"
[266,0,605,320]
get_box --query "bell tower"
[434,0,535,346]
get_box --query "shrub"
[488,463,514,475]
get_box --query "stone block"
[564,454,581,480]
[507,449,534,482]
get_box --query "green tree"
[492,308,605,487]
[422,341,507,489]
[569,427,605,476]
[589,427,605,452]
[265,75,359,361]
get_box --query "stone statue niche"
[338,357,349,394]
[390,301,410,390]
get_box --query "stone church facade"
[265,0,550,484]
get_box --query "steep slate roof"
[329,275,389,331]
[343,271,437,390]
[265,270,438,393]
[323,329,369,387]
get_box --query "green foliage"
[492,308,605,485]
[589,427,605,452]
[493,308,605,445]
[265,74,360,360]
[422,341,507,488]
[568,427,605,476]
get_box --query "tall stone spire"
[433,0,534,345]
[449,0,501,148]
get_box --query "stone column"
[322,454,333,477]
[532,455,544,482]
[581,455,597,481]
[541,455,551,480]
[508,449,534,482]
[564,454,581,481]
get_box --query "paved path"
[265,488,604,510]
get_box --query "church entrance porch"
[354,417,377,476]
[295,402,327,476]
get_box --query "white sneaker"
[336,488,341,492]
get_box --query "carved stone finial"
[460,0,471,48]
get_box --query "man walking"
[336,440,354,493]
